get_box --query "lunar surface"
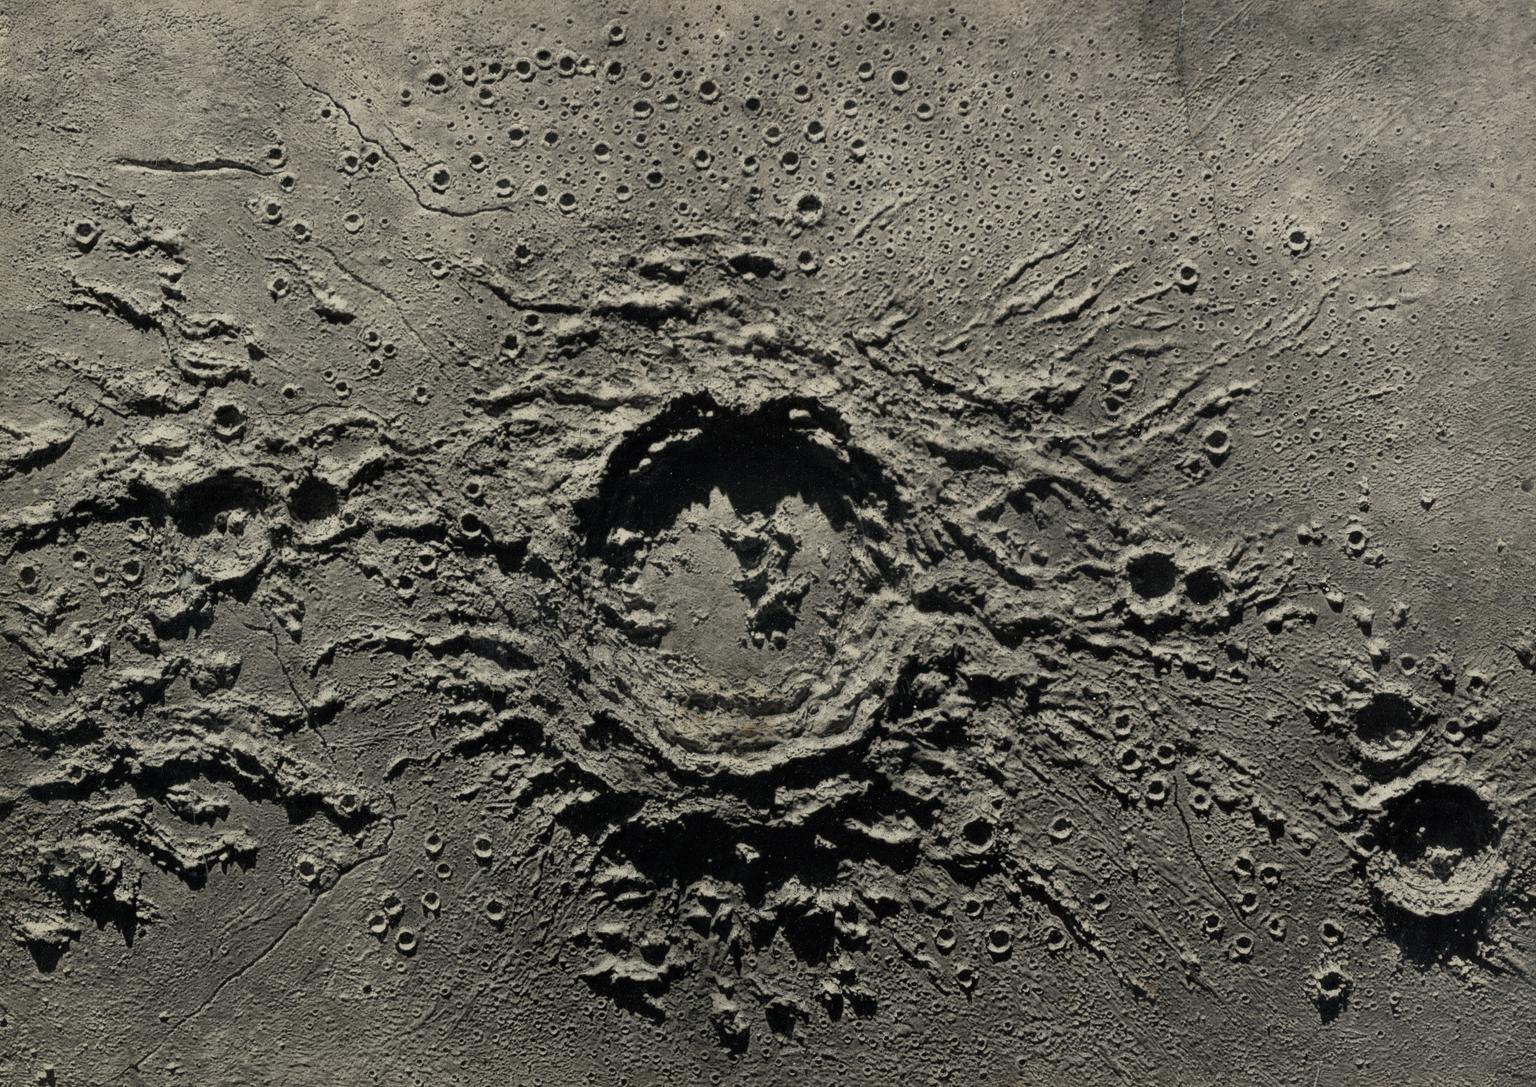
[2,1,1535,1083]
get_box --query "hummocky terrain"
[2,1,1536,1083]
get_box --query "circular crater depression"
[1350,689,1432,766]
[578,396,907,773]
[1365,778,1506,919]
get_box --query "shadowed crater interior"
[577,395,906,765]
[1366,779,1506,921]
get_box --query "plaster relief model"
[2,2,1534,1084]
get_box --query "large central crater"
[577,395,908,773]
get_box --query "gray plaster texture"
[1,1,1535,1084]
